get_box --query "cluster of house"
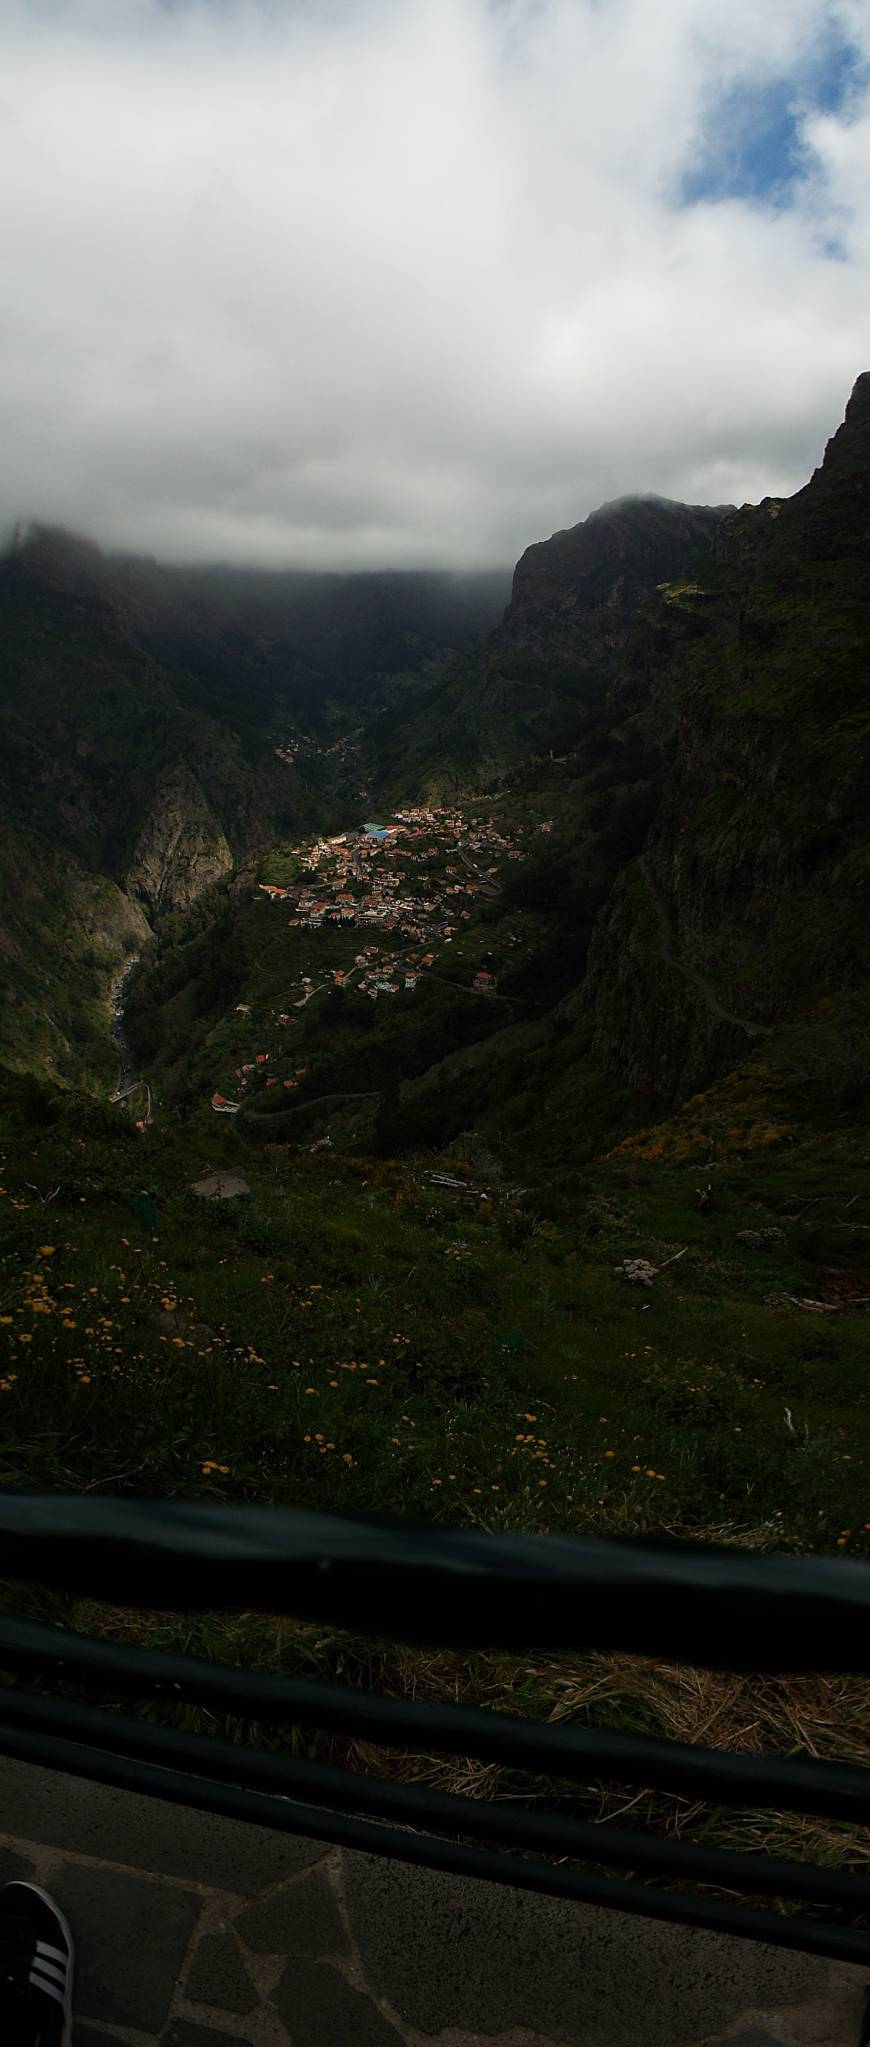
[352,945,434,1000]
[260,811,517,925]
[210,805,525,1114]
[208,805,527,1111]
[212,1043,310,1115]
[252,809,521,1008]
[273,726,364,774]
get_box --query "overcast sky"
[2,0,869,569]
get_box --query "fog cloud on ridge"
[2,0,869,568]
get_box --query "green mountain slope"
[586,374,870,1101]
[1,387,870,1862]
[0,529,508,1085]
[373,496,727,797]
[344,379,870,1160]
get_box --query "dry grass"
[20,1554,870,1884]
[341,1647,870,1875]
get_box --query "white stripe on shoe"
[31,1957,67,1988]
[14,1886,75,2047]
[28,1967,67,2007]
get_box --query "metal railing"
[0,1495,868,1967]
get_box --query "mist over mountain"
[6,0,870,1922]
[0,524,509,1081]
[3,378,869,1118]
[3,376,870,1794]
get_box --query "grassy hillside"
[1,1034,868,1868]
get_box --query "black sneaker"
[0,1881,74,2047]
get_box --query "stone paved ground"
[0,1759,865,2046]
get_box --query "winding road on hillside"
[240,1090,380,1128]
[457,845,500,896]
[638,858,773,1040]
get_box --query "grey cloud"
[1,0,869,569]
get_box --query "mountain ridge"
[2,384,869,1136]
[0,527,510,1083]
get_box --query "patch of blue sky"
[680,26,865,211]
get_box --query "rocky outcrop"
[493,495,727,668]
[376,497,728,797]
[126,763,233,916]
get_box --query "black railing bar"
[3,1612,870,1826]
[0,1685,866,1916]
[2,1498,870,1667]
[0,1720,867,1970]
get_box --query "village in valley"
[209,806,553,1119]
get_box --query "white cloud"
[1,0,868,567]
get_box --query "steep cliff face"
[0,527,308,873]
[0,821,150,1087]
[493,495,726,664]
[585,377,870,1101]
[125,763,234,916]
[374,496,727,797]
[0,529,305,1082]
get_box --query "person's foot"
[0,1880,74,2046]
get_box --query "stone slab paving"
[0,1758,866,2046]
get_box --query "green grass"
[1,1056,867,1548]
[2,1061,869,1880]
